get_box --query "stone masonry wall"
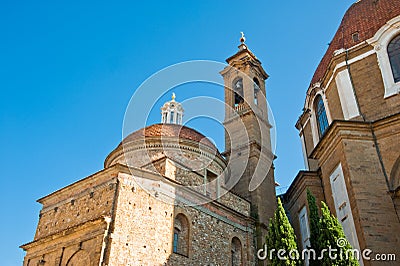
[317,135,400,265]
[106,173,175,265]
[22,213,110,266]
[166,205,254,266]
[350,53,400,121]
[35,176,117,240]
[21,167,123,266]
[341,138,400,264]
[325,80,344,121]
[106,172,255,266]
[283,172,325,250]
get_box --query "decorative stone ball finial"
[240,32,246,43]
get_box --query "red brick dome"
[311,0,400,85]
[121,123,218,151]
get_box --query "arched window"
[234,78,244,106]
[315,95,329,137]
[388,34,400,83]
[231,237,242,266]
[253,78,260,105]
[173,214,189,256]
[162,112,167,123]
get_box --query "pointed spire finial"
[171,92,176,101]
[238,32,247,51]
[240,32,246,44]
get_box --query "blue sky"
[0,0,355,264]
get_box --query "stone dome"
[311,0,400,85]
[120,123,217,151]
[104,123,224,171]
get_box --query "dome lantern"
[161,93,184,125]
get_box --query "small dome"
[311,0,400,85]
[104,123,223,171]
[121,123,217,151]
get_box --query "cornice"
[310,113,400,164]
[105,137,226,169]
[283,171,320,209]
[295,109,311,131]
[309,120,373,164]
[222,48,268,79]
[20,216,109,251]
[37,164,128,206]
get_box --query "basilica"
[21,0,400,265]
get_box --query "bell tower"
[221,33,276,251]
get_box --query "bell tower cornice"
[222,33,268,80]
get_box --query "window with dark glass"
[173,231,179,253]
[173,214,189,256]
[315,95,329,137]
[388,35,400,83]
[253,78,260,105]
[231,237,242,266]
[234,79,244,106]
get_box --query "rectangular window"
[330,163,362,261]
[352,32,359,42]
[173,232,178,253]
[315,95,329,137]
[299,206,311,249]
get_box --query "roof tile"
[311,0,400,85]
[121,124,218,151]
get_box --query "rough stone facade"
[21,166,119,266]
[22,162,255,266]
